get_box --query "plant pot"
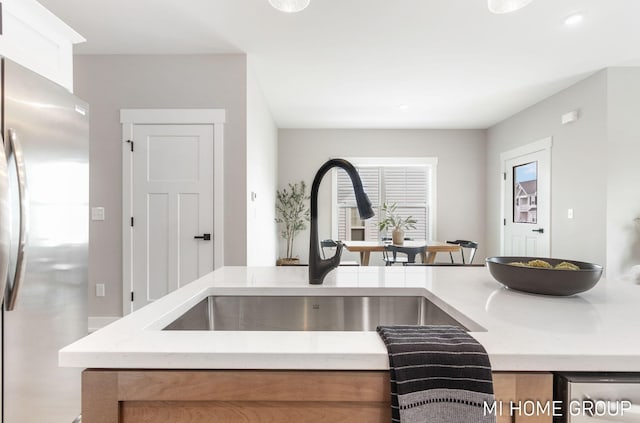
[392,228,405,245]
[276,257,300,266]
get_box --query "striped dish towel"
[377,325,496,423]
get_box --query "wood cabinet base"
[82,369,552,423]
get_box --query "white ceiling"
[38,0,640,128]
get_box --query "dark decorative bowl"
[486,256,603,296]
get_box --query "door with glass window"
[503,149,550,257]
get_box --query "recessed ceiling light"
[398,104,410,111]
[269,0,310,13]
[564,13,584,26]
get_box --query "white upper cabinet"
[0,0,84,91]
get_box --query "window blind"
[382,167,429,240]
[336,165,431,242]
[336,167,380,241]
[383,167,428,205]
[336,167,380,206]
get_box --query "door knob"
[194,233,211,241]
[531,228,544,234]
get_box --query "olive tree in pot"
[275,181,310,265]
[378,202,417,245]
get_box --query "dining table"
[341,240,461,266]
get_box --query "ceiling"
[38,0,640,129]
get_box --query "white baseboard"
[88,316,121,333]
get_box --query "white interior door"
[502,141,551,257]
[131,124,214,310]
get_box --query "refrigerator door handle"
[5,128,29,311]
[0,133,11,306]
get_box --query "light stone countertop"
[59,266,640,371]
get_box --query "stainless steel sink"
[163,295,471,331]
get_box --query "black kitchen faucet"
[308,159,374,284]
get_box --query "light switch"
[91,207,105,221]
[567,209,574,219]
[96,284,105,297]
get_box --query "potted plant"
[275,181,310,265]
[378,202,417,245]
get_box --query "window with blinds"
[335,163,432,241]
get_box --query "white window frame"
[331,157,438,241]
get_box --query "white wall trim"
[499,137,553,255]
[120,109,226,125]
[341,156,439,167]
[120,108,225,315]
[499,137,552,164]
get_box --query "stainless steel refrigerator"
[0,58,89,423]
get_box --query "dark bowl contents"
[486,256,603,296]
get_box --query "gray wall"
[486,69,640,276]
[486,71,608,267]
[75,52,640,321]
[487,68,640,280]
[74,54,248,318]
[606,68,640,280]
[278,129,487,265]
[246,63,278,265]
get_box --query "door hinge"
[126,139,134,152]
[503,172,506,181]
[130,217,134,227]
[503,218,506,226]
[131,291,134,302]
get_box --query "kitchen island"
[61,266,640,422]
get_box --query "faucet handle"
[330,241,344,266]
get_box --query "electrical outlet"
[567,209,574,219]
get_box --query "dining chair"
[320,239,338,259]
[383,244,427,266]
[320,239,359,266]
[446,240,479,264]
